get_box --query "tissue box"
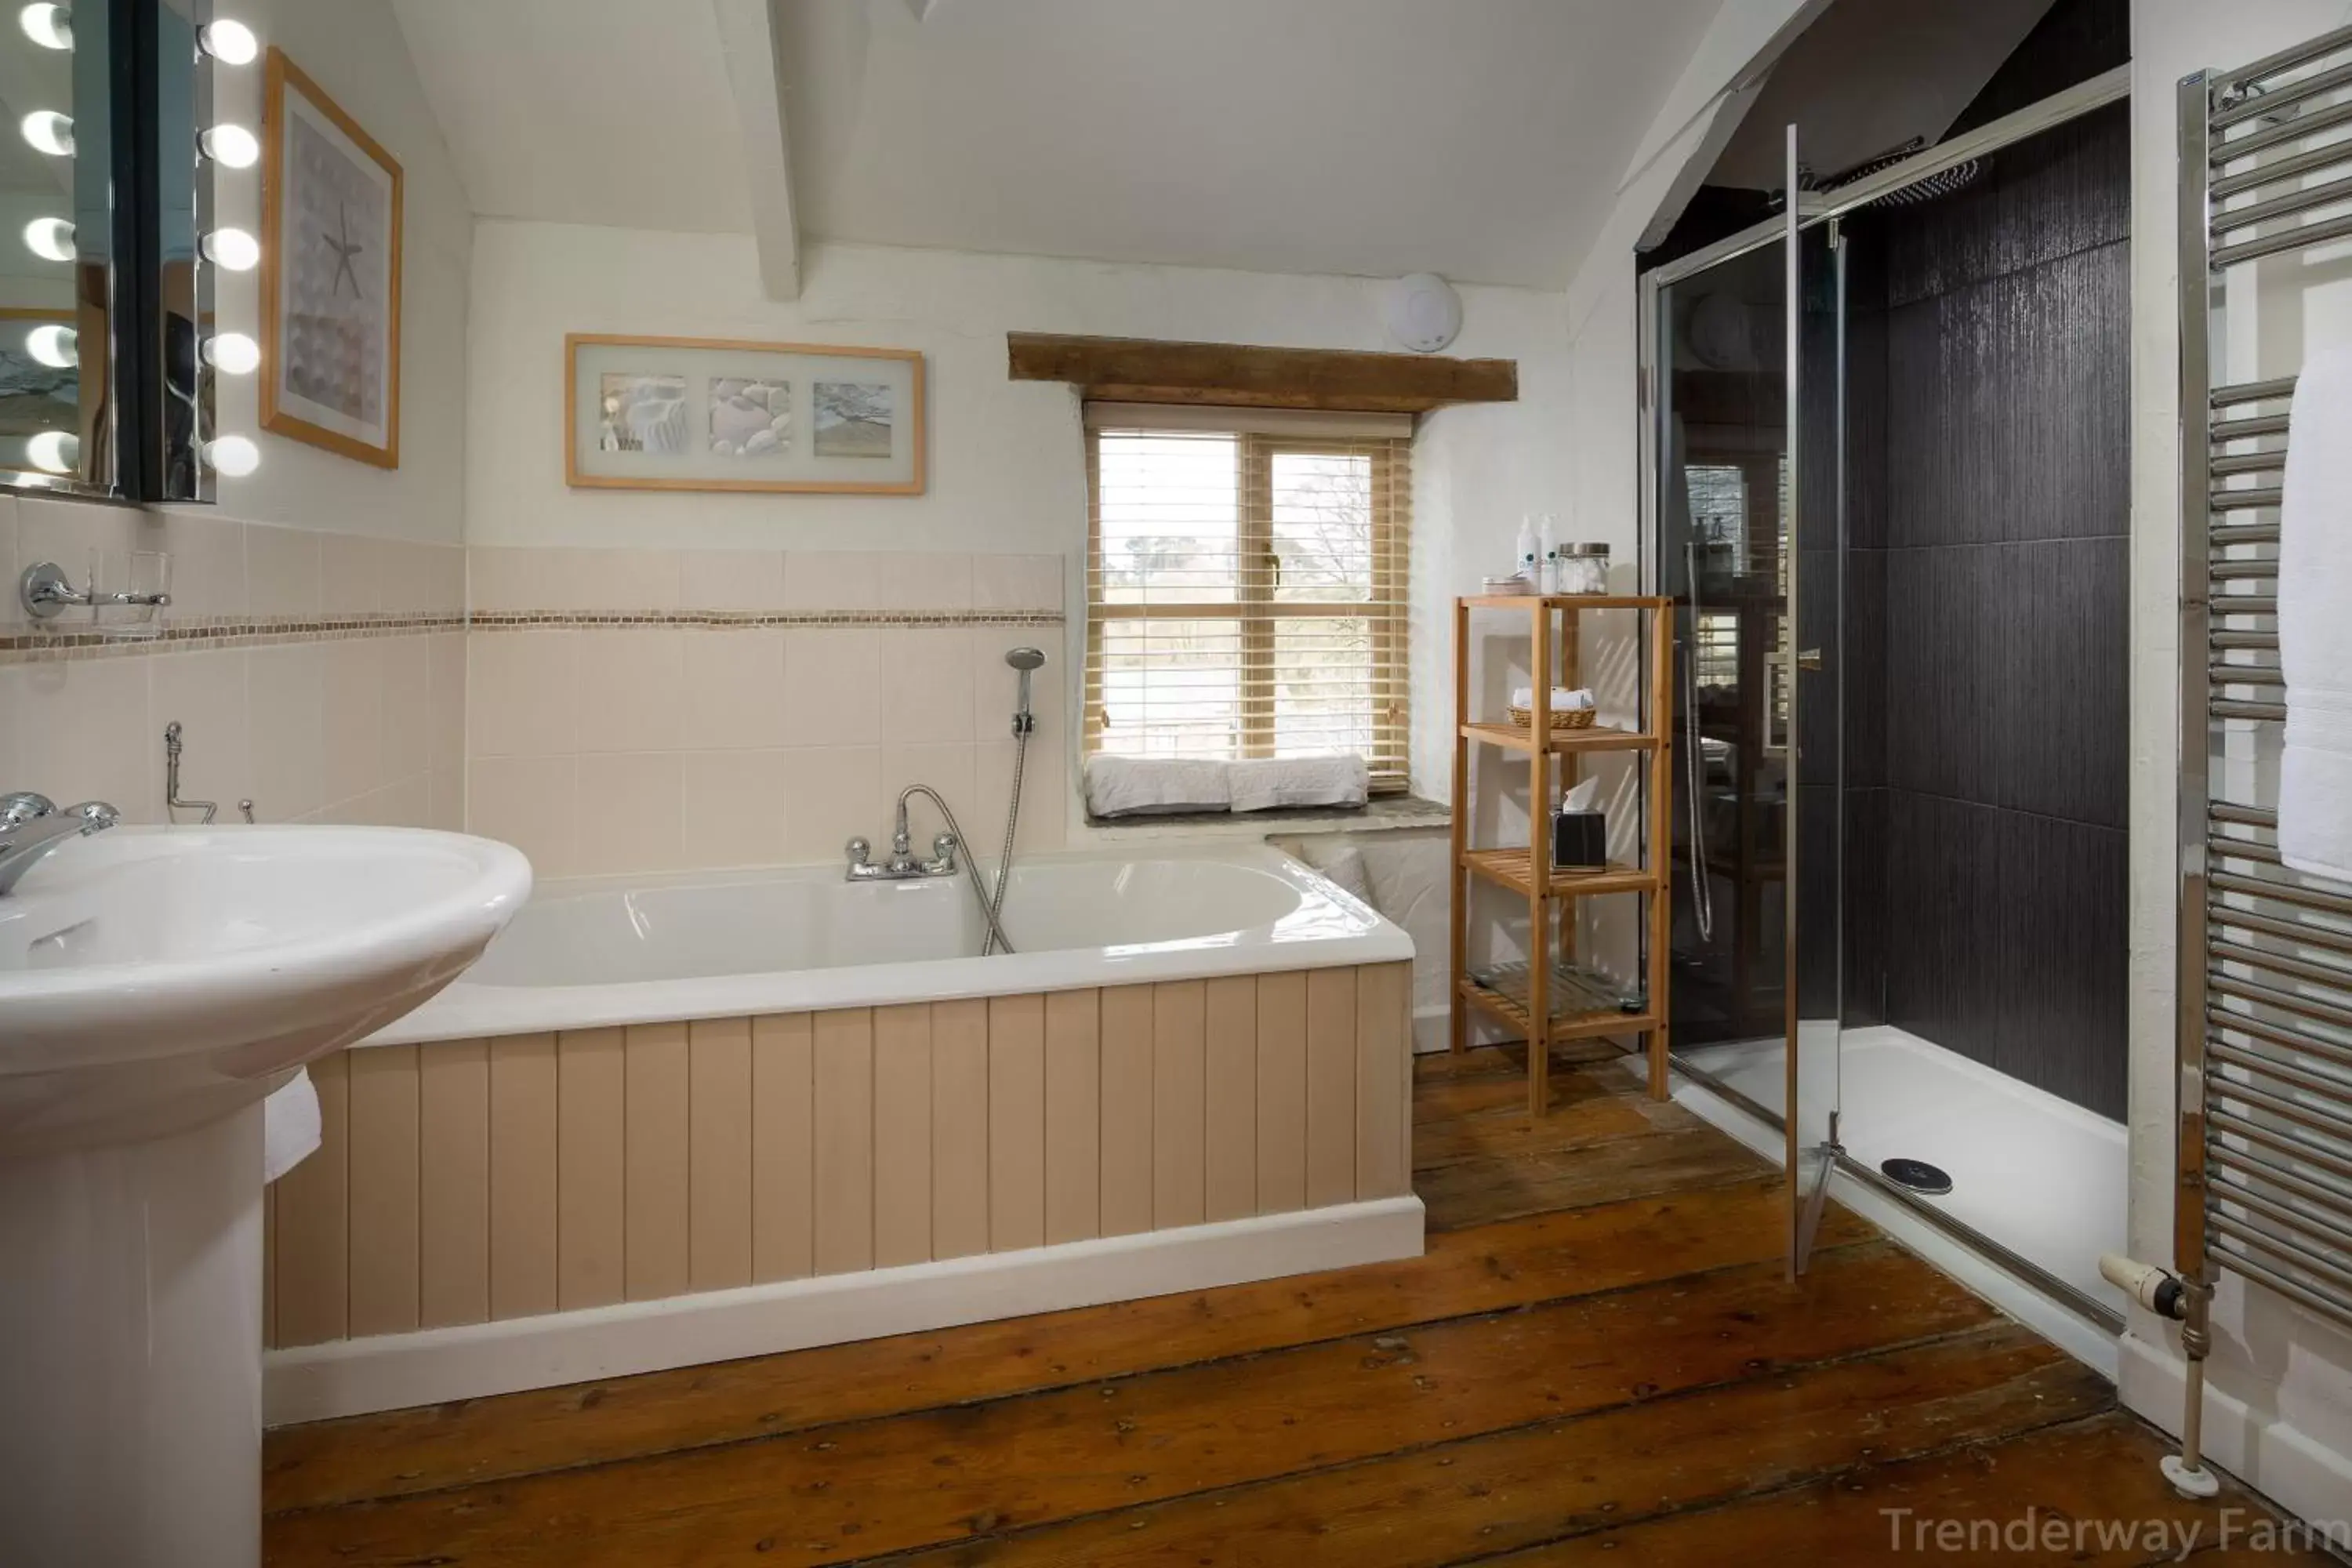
[1552,810,1607,870]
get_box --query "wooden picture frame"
[564,334,927,495]
[260,47,405,469]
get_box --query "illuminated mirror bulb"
[199,123,257,168]
[23,216,73,262]
[202,434,260,477]
[201,332,258,375]
[26,323,74,368]
[201,227,258,270]
[19,3,70,50]
[27,430,78,474]
[21,110,71,157]
[198,18,256,64]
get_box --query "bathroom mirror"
[0,0,226,504]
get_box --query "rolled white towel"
[1228,754,1369,814]
[1086,755,1232,817]
[1509,685,1595,712]
[263,1067,321,1184]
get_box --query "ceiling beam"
[1007,333,1517,415]
[713,0,800,300]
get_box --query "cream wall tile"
[888,554,971,612]
[323,638,388,807]
[467,631,580,758]
[880,627,975,744]
[678,550,786,612]
[681,750,787,869]
[573,752,682,876]
[429,633,467,774]
[681,629,785,750]
[154,510,247,623]
[880,742,977,851]
[247,524,321,619]
[573,629,684,753]
[971,554,1065,613]
[561,547,678,613]
[781,552,882,612]
[150,651,252,819]
[249,644,326,819]
[971,626,1065,744]
[782,628,881,746]
[469,754,579,880]
[0,496,17,630]
[318,532,382,617]
[430,765,465,833]
[0,662,21,785]
[381,634,436,784]
[780,746,880,863]
[12,658,154,822]
[467,546,537,614]
[425,542,467,615]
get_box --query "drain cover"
[1880,1157,1954,1196]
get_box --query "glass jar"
[1559,543,1610,595]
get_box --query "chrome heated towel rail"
[2175,22,2352,1490]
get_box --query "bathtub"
[266,844,1422,1422]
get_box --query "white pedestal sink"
[0,826,531,1566]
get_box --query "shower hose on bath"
[895,725,1029,957]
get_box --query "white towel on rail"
[2280,347,2352,883]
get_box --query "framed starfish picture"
[260,49,404,468]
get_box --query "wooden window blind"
[1083,403,1412,790]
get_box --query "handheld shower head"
[1005,646,1046,735]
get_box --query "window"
[1084,405,1411,790]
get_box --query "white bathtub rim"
[263,1195,1427,1425]
[363,843,1413,1047]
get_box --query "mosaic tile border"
[469,609,1067,630]
[0,607,1066,664]
[0,612,466,666]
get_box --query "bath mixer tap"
[844,829,960,881]
[0,792,119,895]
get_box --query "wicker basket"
[1508,704,1599,733]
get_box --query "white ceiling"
[391,0,1726,290]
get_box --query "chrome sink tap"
[0,792,121,895]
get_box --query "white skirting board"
[2118,1331,2352,1534]
[264,1195,1426,1425]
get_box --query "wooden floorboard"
[263,1044,2327,1567]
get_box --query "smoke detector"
[1385,272,1461,354]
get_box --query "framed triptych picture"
[260,47,405,469]
[565,335,926,495]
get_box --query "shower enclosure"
[1639,74,2132,1319]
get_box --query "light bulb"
[26,323,74,368]
[18,3,69,50]
[201,332,259,375]
[27,430,78,474]
[198,18,256,64]
[23,216,74,262]
[199,123,257,168]
[20,110,72,157]
[202,434,260,477]
[201,227,259,270]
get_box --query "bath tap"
[0,792,120,895]
[844,829,960,881]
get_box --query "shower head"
[1005,646,1046,735]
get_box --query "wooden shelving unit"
[1450,593,1675,1114]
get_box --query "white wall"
[201,0,471,542]
[2125,0,2352,1526]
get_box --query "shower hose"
[895,724,1029,957]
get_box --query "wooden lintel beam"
[1006,332,1517,414]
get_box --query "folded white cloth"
[1509,685,1595,712]
[1085,755,1232,817]
[1227,754,1369,814]
[263,1067,321,1184]
[2281,350,2352,883]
